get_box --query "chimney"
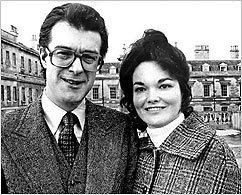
[174,42,178,48]
[230,45,239,59]
[10,25,18,42]
[31,34,38,51]
[194,45,209,59]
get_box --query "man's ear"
[39,47,47,69]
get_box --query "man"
[1,3,138,194]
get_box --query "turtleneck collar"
[146,112,185,148]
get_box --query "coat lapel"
[2,100,65,193]
[83,100,127,193]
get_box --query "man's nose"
[69,57,84,74]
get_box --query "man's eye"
[55,50,73,59]
[82,54,98,64]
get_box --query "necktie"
[58,112,80,167]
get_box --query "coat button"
[142,186,148,193]
[70,180,75,186]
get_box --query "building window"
[221,106,228,111]
[21,56,25,70]
[1,48,3,65]
[109,66,116,74]
[203,85,210,97]
[36,89,39,98]
[6,51,10,66]
[233,65,238,71]
[28,59,32,73]
[203,107,212,111]
[221,85,228,96]
[29,88,33,103]
[12,53,16,67]
[7,86,11,101]
[202,63,210,71]
[22,87,26,104]
[1,85,4,101]
[219,63,228,71]
[13,86,17,102]
[110,86,117,99]
[35,61,38,75]
[92,87,99,100]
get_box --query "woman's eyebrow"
[133,81,144,86]
[158,78,173,83]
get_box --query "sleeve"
[1,167,8,194]
[220,146,241,194]
[121,115,139,194]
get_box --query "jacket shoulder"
[1,107,29,133]
[1,101,40,134]
[87,100,130,122]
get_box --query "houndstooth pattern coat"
[133,111,241,194]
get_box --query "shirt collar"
[146,112,185,148]
[41,89,86,135]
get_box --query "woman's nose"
[147,89,160,103]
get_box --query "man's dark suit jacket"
[1,98,138,194]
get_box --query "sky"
[1,1,241,62]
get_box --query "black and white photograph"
[1,1,241,194]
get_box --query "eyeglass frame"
[45,47,104,72]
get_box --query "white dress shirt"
[146,112,185,148]
[41,90,85,143]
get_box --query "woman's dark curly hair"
[119,29,193,131]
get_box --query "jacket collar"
[139,111,216,160]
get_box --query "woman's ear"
[39,47,47,69]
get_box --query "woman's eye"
[134,87,146,93]
[160,84,172,89]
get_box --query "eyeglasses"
[46,47,103,72]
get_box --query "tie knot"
[62,112,78,127]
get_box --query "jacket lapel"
[83,100,127,193]
[2,99,65,193]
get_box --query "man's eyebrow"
[54,46,99,54]
[54,45,73,50]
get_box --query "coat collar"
[139,112,216,160]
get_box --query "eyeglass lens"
[50,49,101,71]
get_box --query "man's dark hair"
[38,3,108,78]
[119,29,193,130]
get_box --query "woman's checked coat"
[133,111,241,194]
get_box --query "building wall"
[1,29,45,114]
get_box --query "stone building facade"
[1,27,45,114]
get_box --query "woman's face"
[132,61,182,129]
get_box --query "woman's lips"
[145,106,166,111]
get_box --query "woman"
[119,29,241,194]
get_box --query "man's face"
[41,21,102,111]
